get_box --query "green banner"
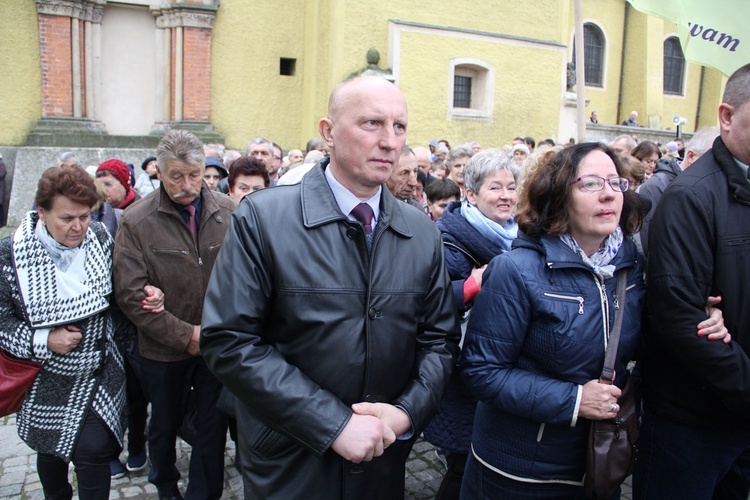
[627,0,748,77]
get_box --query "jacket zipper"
[543,292,585,314]
[536,422,546,442]
[593,274,610,350]
[152,248,189,255]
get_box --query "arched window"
[664,36,685,95]
[573,23,605,87]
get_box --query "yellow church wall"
[569,0,627,127]
[210,0,570,151]
[0,0,41,146]
[393,28,565,148]
[697,70,727,130]
[210,0,309,150]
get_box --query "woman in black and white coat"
[0,165,162,499]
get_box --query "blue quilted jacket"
[461,232,645,482]
[424,201,509,453]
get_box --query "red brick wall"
[182,27,211,121]
[39,14,72,117]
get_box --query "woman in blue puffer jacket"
[423,149,520,499]
[460,142,728,498]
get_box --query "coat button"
[346,227,358,239]
[368,308,380,319]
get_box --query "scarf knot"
[559,227,623,279]
[461,200,518,253]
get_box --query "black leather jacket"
[201,160,460,498]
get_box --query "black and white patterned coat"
[0,213,125,461]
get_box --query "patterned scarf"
[13,212,112,328]
[34,219,80,271]
[461,200,518,253]
[559,226,623,279]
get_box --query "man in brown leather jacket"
[201,76,460,499]
[114,130,236,500]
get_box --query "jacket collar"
[514,232,637,271]
[156,182,225,225]
[654,157,682,177]
[300,157,412,238]
[712,136,750,205]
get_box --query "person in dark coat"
[635,62,750,499]
[423,148,520,499]
[200,76,460,500]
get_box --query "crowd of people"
[1,64,749,500]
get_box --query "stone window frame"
[447,58,495,122]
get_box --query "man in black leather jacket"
[636,63,750,498]
[201,75,460,499]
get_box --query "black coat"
[200,160,460,499]
[644,136,750,426]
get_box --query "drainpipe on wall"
[695,66,705,129]
[616,1,630,124]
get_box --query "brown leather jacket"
[114,184,236,361]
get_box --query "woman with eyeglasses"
[459,143,729,498]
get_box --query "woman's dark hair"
[425,178,461,203]
[630,140,661,162]
[36,164,99,210]
[516,142,644,237]
[228,156,270,189]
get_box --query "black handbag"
[584,269,639,499]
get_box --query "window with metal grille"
[573,23,604,87]
[453,75,472,108]
[663,37,685,95]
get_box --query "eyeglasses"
[571,175,629,192]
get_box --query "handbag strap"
[600,268,629,383]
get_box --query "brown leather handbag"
[584,269,640,499]
[0,349,42,417]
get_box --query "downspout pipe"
[616,1,630,124]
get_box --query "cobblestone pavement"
[1,413,633,499]
[0,413,447,499]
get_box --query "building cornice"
[35,0,105,23]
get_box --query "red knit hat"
[97,159,132,193]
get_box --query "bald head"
[319,76,409,199]
[413,146,432,175]
[327,76,406,122]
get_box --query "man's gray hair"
[157,129,206,171]
[464,148,520,194]
[722,63,750,109]
[611,134,637,151]
[401,144,414,156]
[246,137,273,155]
[445,145,474,168]
[58,151,80,165]
[685,126,720,157]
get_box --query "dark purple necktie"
[351,203,374,249]
[184,204,199,250]
[350,203,374,235]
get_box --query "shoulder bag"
[584,268,640,499]
[0,349,42,417]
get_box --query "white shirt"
[324,164,381,231]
